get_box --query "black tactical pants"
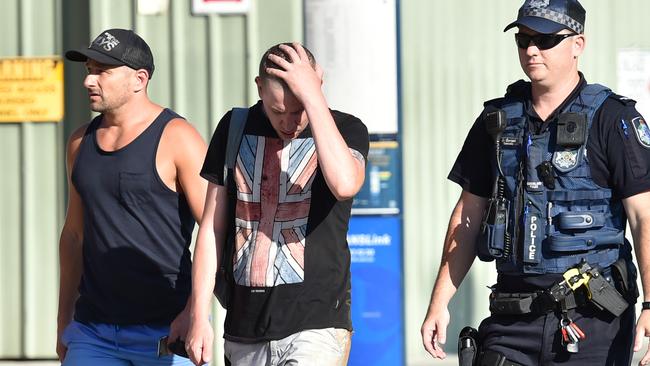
[478,304,635,365]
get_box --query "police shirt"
[448,74,650,290]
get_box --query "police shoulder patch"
[631,116,650,149]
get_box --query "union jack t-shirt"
[201,101,369,341]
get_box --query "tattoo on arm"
[350,148,365,165]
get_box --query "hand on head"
[264,43,324,104]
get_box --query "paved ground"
[0,358,465,366]
[0,362,461,366]
[0,351,646,365]
[0,361,461,366]
[0,359,460,366]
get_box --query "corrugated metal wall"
[401,0,650,364]
[83,0,303,141]
[0,0,302,360]
[0,0,63,359]
[3,0,650,363]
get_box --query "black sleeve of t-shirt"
[200,110,232,186]
[333,110,370,160]
[588,97,650,198]
[447,113,496,198]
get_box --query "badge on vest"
[552,149,580,172]
[631,117,650,149]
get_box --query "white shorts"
[224,328,351,366]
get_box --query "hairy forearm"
[623,192,650,302]
[190,226,221,318]
[428,193,485,310]
[430,217,478,307]
[632,217,650,301]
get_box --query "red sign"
[192,0,249,14]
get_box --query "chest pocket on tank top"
[119,172,153,206]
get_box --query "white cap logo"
[93,32,121,51]
[528,0,550,8]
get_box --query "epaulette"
[483,97,505,108]
[608,93,636,106]
[483,80,529,108]
[505,79,530,98]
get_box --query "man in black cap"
[421,0,650,364]
[56,28,207,365]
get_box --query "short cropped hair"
[258,43,317,81]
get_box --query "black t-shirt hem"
[618,184,650,199]
[199,172,222,186]
[447,171,491,198]
[224,320,353,343]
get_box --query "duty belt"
[489,289,588,315]
[490,260,629,317]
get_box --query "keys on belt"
[490,261,629,355]
[552,260,629,354]
[559,314,586,353]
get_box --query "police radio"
[477,108,511,261]
[485,109,507,144]
[485,109,507,176]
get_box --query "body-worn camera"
[557,112,587,147]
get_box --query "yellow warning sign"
[0,57,64,122]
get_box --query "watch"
[642,302,650,310]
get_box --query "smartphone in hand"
[158,336,189,358]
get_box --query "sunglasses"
[515,33,576,50]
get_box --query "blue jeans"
[61,320,195,366]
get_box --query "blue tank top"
[71,109,195,325]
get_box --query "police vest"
[477,81,630,275]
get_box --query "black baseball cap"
[65,28,155,79]
[504,0,585,35]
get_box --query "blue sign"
[352,140,401,215]
[348,216,403,365]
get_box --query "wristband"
[642,302,650,310]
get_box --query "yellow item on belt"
[562,267,591,292]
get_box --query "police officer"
[420,1,650,365]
